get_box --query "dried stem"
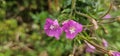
[55,0,59,11]
[99,2,112,19]
[48,0,52,13]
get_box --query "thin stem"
[69,0,76,18]
[75,10,95,20]
[99,2,112,19]
[100,24,108,34]
[55,0,59,12]
[83,25,93,27]
[100,20,116,24]
[48,0,52,13]
[75,11,99,30]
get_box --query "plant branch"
[79,33,110,55]
[75,10,95,20]
[75,11,99,30]
[81,35,109,54]
[99,2,112,19]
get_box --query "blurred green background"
[0,0,120,56]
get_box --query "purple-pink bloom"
[103,14,111,19]
[62,20,83,39]
[111,51,120,56]
[85,41,95,53]
[44,18,62,40]
[102,38,108,47]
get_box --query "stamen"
[50,25,54,30]
[69,27,75,34]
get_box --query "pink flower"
[85,41,95,53]
[103,14,111,19]
[102,39,108,47]
[111,51,120,56]
[62,20,83,39]
[44,18,62,40]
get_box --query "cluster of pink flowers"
[44,18,120,56]
[44,18,83,40]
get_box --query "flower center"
[69,27,75,34]
[50,25,55,30]
[50,25,58,30]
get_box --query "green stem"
[75,10,95,20]
[69,0,76,18]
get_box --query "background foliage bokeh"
[0,0,120,56]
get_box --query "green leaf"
[61,8,71,13]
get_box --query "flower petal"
[53,19,59,25]
[104,14,111,19]
[112,51,120,56]
[76,23,83,32]
[62,20,83,39]
[85,41,95,53]
[66,32,78,39]
[44,18,62,40]
[54,28,62,40]
[45,29,54,37]
[102,39,108,47]
[44,18,53,29]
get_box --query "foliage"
[0,0,120,56]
